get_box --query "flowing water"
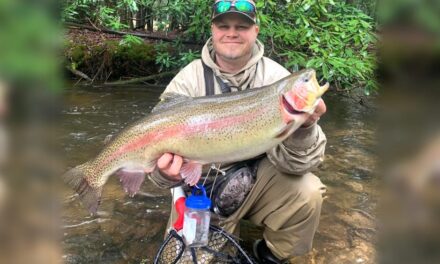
[61,85,377,264]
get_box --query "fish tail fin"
[63,163,102,215]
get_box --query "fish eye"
[304,78,309,82]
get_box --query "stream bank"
[64,28,191,84]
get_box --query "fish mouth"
[306,70,329,99]
[282,80,329,114]
[282,95,304,115]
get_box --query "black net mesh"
[154,225,255,264]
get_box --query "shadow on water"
[61,85,377,263]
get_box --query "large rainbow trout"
[64,69,328,213]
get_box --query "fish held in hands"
[63,69,329,213]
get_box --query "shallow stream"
[61,85,377,263]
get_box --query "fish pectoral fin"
[181,162,203,186]
[116,168,146,197]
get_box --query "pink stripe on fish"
[98,107,267,169]
[181,109,265,135]
[97,126,182,170]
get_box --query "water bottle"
[183,185,211,247]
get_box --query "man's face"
[211,13,259,62]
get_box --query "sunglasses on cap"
[213,0,256,17]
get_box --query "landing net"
[154,225,255,264]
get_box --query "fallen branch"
[65,22,203,45]
[65,66,92,82]
[86,17,101,32]
[103,71,177,86]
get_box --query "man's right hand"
[157,153,183,181]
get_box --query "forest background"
[61,0,378,95]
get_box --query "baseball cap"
[212,0,257,24]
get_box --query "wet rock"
[350,167,372,181]
[344,181,364,193]
[100,248,124,264]
[315,221,350,249]
[338,209,376,230]
[63,254,86,264]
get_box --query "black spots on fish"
[76,178,100,208]
[63,163,103,214]
[118,152,130,161]
[223,133,235,142]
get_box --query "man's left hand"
[302,98,326,127]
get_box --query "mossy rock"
[65,39,158,81]
[116,42,155,62]
[106,40,157,77]
[65,43,89,68]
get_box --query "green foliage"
[62,2,85,22]
[256,0,377,94]
[62,0,135,30]
[179,50,202,66]
[119,35,144,47]
[154,42,177,71]
[155,51,176,71]
[117,0,138,13]
[184,0,212,40]
[154,41,201,72]
[62,0,378,93]
[349,0,377,20]
[62,0,212,35]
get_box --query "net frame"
[154,225,255,264]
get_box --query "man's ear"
[255,25,259,34]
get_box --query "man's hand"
[302,98,326,127]
[156,153,183,181]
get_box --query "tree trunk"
[138,8,145,30]
[146,7,153,32]
[169,15,178,31]
[127,8,134,30]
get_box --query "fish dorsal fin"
[151,92,192,113]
